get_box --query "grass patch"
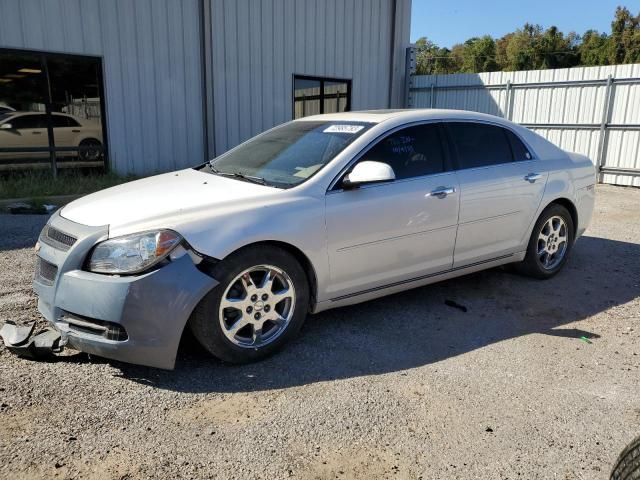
[0,170,138,200]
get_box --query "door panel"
[453,161,547,266]
[326,173,459,297]
[0,114,49,160]
[445,121,549,268]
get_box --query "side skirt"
[312,252,526,314]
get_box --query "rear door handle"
[425,186,456,198]
[71,129,81,133]
[524,172,542,183]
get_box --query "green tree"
[414,37,460,74]
[579,30,610,66]
[609,6,640,63]
[536,26,580,69]
[502,23,541,70]
[454,36,499,73]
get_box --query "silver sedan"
[33,109,596,369]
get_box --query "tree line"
[414,6,640,75]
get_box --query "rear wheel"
[516,203,574,279]
[190,246,309,363]
[78,139,103,162]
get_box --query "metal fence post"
[503,80,511,119]
[596,74,614,183]
[505,80,515,120]
[430,83,435,108]
[404,46,416,108]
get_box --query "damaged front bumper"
[32,211,218,369]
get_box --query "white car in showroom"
[31,109,595,369]
[0,111,103,163]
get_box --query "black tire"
[611,435,640,480]
[78,138,103,162]
[189,245,309,364]
[515,203,574,279]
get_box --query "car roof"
[7,110,73,117]
[296,108,514,126]
[4,111,78,119]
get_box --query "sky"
[410,0,631,47]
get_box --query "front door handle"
[426,186,456,198]
[524,172,542,183]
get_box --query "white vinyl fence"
[408,64,640,187]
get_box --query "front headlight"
[88,230,182,274]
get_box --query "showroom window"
[293,75,351,119]
[0,49,107,174]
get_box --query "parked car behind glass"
[0,111,103,162]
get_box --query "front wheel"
[190,246,309,363]
[515,203,574,279]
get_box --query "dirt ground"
[0,184,638,479]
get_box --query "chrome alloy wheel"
[537,215,568,270]
[219,265,296,348]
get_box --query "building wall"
[206,0,412,155]
[0,0,412,173]
[0,0,205,175]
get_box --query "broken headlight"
[88,230,182,274]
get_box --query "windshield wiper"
[229,172,267,186]
[207,163,267,186]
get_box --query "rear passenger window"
[505,129,532,161]
[447,123,513,169]
[359,124,446,180]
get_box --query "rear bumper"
[33,211,217,370]
[576,184,596,239]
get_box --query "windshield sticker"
[323,124,365,134]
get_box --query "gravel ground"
[0,184,639,480]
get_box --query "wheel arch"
[78,136,102,145]
[220,240,319,311]
[545,197,578,238]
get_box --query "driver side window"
[359,124,446,180]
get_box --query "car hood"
[61,168,282,235]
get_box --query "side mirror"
[342,161,395,189]
[0,123,13,130]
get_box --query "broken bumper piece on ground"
[0,321,65,359]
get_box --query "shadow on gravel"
[0,214,49,251]
[111,235,639,393]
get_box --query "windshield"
[205,121,373,188]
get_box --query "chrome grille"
[35,257,58,285]
[40,225,77,251]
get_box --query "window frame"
[442,120,537,172]
[504,128,533,162]
[327,120,454,193]
[292,74,352,119]
[10,113,47,130]
[0,47,108,171]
